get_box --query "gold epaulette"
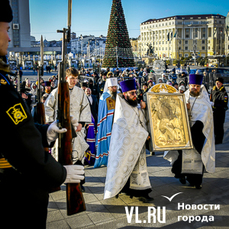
[0,158,12,168]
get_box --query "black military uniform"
[0,61,67,228]
[0,2,66,228]
[210,78,228,144]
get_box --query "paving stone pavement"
[47,111,229,229]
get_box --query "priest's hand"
[140,100,146,109]
[76,123,82,132]
[186,102,190,110]
[70,116,79,130]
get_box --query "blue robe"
[94,91,115,168]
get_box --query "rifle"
[57,0,86,216]
[32,35,46,125]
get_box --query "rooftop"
[141,14,226,25]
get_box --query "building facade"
[71,35,106,59]
[8,0,31,49]
[140,14,226,59]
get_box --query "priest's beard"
[125,95,138,107]
[110,91,117,100]
[190,90,200,97]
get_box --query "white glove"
[64,165,84,183]
[47,120,67,144]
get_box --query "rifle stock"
[57,44,86,215]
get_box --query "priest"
[164,74,215,189]
[94,78,118,168]
[104,79,153,203]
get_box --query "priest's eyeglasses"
[128,91,137,95]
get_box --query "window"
[208,28,211,37]
[194,28,198,38]
[185,40,188,44]
[202,46,205,50]
[179,47,181,50]
[185,28,190,38]
[202,28,206,38]
[208,46,211,50]
[185,47,188,50]
[202,40,205,44]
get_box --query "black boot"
[179,175,186,184]
[139,195,154,203]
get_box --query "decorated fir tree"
[102,0,135,68]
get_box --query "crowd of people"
[14,65,228,182]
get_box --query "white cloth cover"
[104,95,150,199]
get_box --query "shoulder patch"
[0,79,7,85]
[106,97,116,111]
[0,73,10,85]
[6,103,27,125]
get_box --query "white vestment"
[45,86,91,162]
[104,95,151,199]
[164,86,215,173]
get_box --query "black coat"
[0,71,66,186]
[210,86,228,110]
[0,68,66,228]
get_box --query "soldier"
[0,1,84,228]
[210,77,228,144]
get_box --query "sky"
[29,0,229,41]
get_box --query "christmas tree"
[102,0,135,68]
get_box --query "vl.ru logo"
[125,192,183,224]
